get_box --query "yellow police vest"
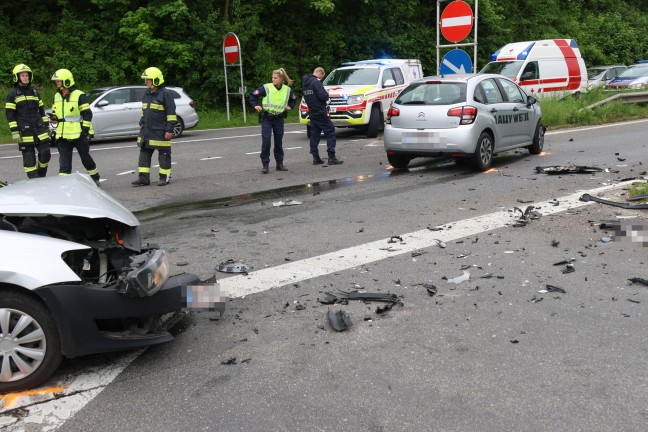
[262,84,290,114]
[53,90,94,139]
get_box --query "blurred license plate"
[328,106,337,113]
[402,131,444,147]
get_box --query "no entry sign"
[223,33,240,64]
[440,0,474,43]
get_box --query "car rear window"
[395,82,466,105]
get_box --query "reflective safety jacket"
[52,87,93,140]
[5,84,49,144]
[138,84,177,148]
[249,83,297,114]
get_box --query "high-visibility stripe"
[87,168,98,176]
[24,165,37,173]
[37,132,49,141]
[149,140,171,146]
[5,102,16,109]
[167,115,177,121]
[22,136,35,143]
[8,121,17,128]
[159,167,172,175]
[39,161,48,168]
[138,167,151,173]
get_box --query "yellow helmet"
[12,64,32,84]
[51,69,75,88]
[141,67,164,86]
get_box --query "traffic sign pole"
[436,0,478,74]
[223,32,247,122]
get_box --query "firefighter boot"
[132,174,150,186]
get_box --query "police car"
[384,74,544,171]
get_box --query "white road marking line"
[116,170,135,175]
[200,156,223,161]
[284,146,302,150]
[246,151,261,155]
[218,181,638,298]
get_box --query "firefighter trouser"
[137,145,172,182]
[19,136,51,179]
[309,114,337,158]
[57,135,100,181]
[260,117,284,167]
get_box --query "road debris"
[628,277,648,287]
[580,194,648,209]
[216,259,253,274]
[328,308,353,332]
[536,165,603,174]
[388,235,404,244]
[272,199,303,207]
[444,270,470,284]
[435,239,447,248]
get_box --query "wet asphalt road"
[1,121,648,431]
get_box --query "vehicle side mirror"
[96,100,110,108]
[526,95,537,106]
[383,79,396,87]
[521,71,534,81]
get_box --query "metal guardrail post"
[584,91,648,110]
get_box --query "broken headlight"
[123,249,170,297]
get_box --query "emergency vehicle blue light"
[490,48,501,62]
[517,42,535,60]
[570,40,579,48]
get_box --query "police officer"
[249,68,297,174]
[5,64,52,178]
[302,67,342,165]
[132,67,177,186]
[51,69,100,185]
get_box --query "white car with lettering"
[384,74,544,171]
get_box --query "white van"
[299,59,423,138]
[480,39,587,98]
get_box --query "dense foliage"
[1,0,647,109]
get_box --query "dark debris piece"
[536,165,603,175]
[376,303,394,314]
[546,284,567,294]
[412,251,427,257]
[562,264,575,274]
[480,274,505,279]
[423,283,437,296]
[388,235,404,243]
[580,194,648,209]
[553,258,575,266]
[328,308,353,332]
[551,239,560,247]
[627,299,641,304]
[628,277,648,287]
[221,357,237,365]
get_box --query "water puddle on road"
[135,172,393,221]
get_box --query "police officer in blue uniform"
[301,67,342,165]
[249,68,297,174]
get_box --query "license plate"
[402,131,446,147]
[328,107,337,113]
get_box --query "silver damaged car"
[384,74,544,171]
[0,174,199,392]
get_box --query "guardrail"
[585,91,648,110]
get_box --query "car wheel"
[172,117,185,138]
[387,154,411,170]
[472,132,494,171]
[366,105,381,138]
[528,121,545,155]
[306,124,311,138]
[0,290,62,393]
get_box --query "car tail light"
[386,107,400,124]
[190,100,195,108]
[447,106,477,125]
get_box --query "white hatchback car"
[384,74,544,171]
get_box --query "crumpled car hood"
[0,173,139,226]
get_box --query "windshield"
[324,68,380,86]
[480,61,524,79]
[618,65,648,77]
[587,68,608,80]
[395,82,466,105]
[86,89,105,104]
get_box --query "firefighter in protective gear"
[249,68,297,174]
[132,67,177,186]
[5,64,52,178]
[51,68,101,185]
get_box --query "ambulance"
[299,59,423,138]
[480,39,587,98]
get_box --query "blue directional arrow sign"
[440,49,473,75]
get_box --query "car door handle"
[490,108,497,113]
[513,107,519,111]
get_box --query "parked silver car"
[384,74,544,171]
[587,65,627,90]
[0,174,200,392]
[49,85,199,140]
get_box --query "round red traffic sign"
[223,33,240,64]
[440,0,474,43]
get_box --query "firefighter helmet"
[12,64,32,84]
[141,67,164,86]
[51,69,75,88]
